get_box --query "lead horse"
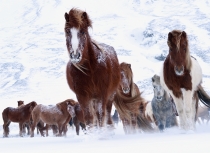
[160,30,210,131]
[64,8,120,129]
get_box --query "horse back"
[2,107,31,123]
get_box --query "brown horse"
[111,62,153,134]
[17,100,30,135]
[2,101,37,137]
[30,99,76,137]
[64,8,121,129]
[160,30,210,131]
[17,100,46,136]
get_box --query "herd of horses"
[2,8,210,137]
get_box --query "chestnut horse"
[160,30,210,131]
[30,99,75,137]
[111,62,153,134]
[2,101,37,137]
[64,8,120,129]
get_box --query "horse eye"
[66,29,70,34]
[80,31,85,35]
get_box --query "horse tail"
[2,108,9,123]
[137,113,154,132]
[197,84,210,108]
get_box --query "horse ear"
[168,32,172,42]
[182,31,187,38]
[152,77,155,82]
[81,12,92,28]
[128,64,131,69]
[65,12,69,22]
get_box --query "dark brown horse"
[2,101,37,137]
[64,8,121,130]
[111,62,153,134]
[17,100,30,135]
[160,30,210,131]
[30,99,75,137]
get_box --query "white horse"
[160,30,210,131]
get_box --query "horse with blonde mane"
[111,62,153,134]
[160,30,210,132]
[64,8,120,130]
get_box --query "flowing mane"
[111,62,152,133]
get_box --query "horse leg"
[131,113,137,133]
[184,90,195,130]
[96,99,107,128]
[45,124,49,137]
[122,118,129,134]
[19,122,24,137]
[106,97,114,128]
[3,120,11,137]
[73,117,80,135]
[57,124,63,137]
[30,117,39,137]
[171,95,185,130]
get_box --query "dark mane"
[167,29,191,70]
[65,8,92,30]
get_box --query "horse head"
[29,101,37,112]
[119,62,133,95]
[17,100,24,106]
[65,99,77,117]
[152,75,165,102]
[64,8,92,65]
[167,30,191,76]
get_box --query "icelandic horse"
[2,101,37,137]
[111,62,153,134]
[30,99,75,137]
[160,30,210,132]
[64,8,121,130]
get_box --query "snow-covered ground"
[1,0,210,152]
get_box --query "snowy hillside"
[1,0,210,152]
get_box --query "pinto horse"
[64,8,120,129]
[160,30,210,131]
[111,62,153,134]
[2,101,37,137]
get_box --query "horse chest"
[164,59,192,98]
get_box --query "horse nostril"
[77,52,80,59]
[70,52,73,58]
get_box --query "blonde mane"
[114,62,145,120]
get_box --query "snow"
[1,0,210,152]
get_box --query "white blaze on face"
[71,28,79,55]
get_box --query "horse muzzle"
[122,87,130,94]
[174,65,184,76]
[156,96,163,101]
[69,52,81,64]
